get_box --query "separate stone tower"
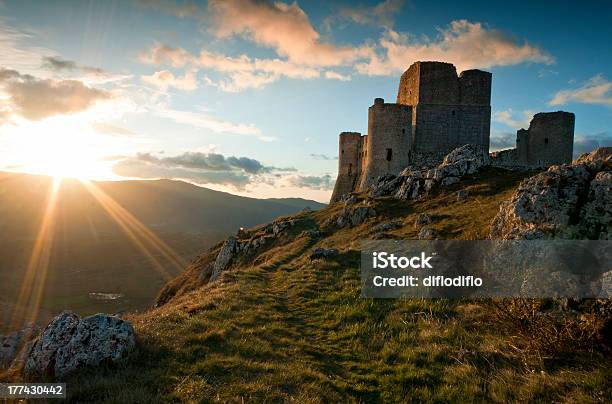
[516,112,575,167]
[357,98,412,191]
[329,132,363,203]
[396,61,491,157]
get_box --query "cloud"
[493,108,535,130]
[140,43,321,92]
[357,20,553,75]
[310,153,338,160]
[154,107,274,141]
[0,67,112,121]
[91,122,139,137]
[141,69,198,91]
[138,42,193,67]
[489,132,516,151]
[111,151,293,189]
[573,132,612,158]
[337,0,405,28]
[42,56,105,75]
[324,71,351,81]
[286,174,334,190]
[207,0,372,67]
[550,75,612,107]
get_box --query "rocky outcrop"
[418,227,438,240]
[490,148,612,240]
[25,311,135,378]
[372,220,402,233]
[0,323,39,368]
[310,247,338,260]
[328,199,377,229]
[367,144,489,201]
[414,213,432,228]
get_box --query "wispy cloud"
[336,0,405,28]
[207,0,372,67]
[550,75,612,107]
[154,107,274,141]
[286,174,334,190]
[141,69,198,92]
[356,20,553,75]
[91,122,139,137]
[310,153,338,160]
[493,108,535,130]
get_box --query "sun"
[3,116,116,180]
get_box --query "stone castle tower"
[330,61,575,203]
[331,61,491,202]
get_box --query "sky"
[0,0,610,203]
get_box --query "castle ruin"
[330,61,575,203]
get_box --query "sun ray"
[10,177,61,330]
[80,180,187,279]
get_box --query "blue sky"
[0,0,610,202]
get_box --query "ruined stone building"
[490,111,575,169]
[330,61,575,203]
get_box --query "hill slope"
[58,167,610,402]
[0,172,324,331]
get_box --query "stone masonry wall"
[357,98,412,191]
[330,132,363,203]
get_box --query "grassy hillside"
[47,167,610,403]
[0,172,324,331]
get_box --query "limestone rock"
[310,247,339,260]
[372,220,402,233]
[25,311,135,378]
[211,236,237,279]
[0,323,39,368]
[414,213,432,227]
[490,147,612,240]
[456,190,469,201]
[418,226,438,240]
[333,203,377,228]
[366,144,490,202]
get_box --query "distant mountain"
[0,172,325,331]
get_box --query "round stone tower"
[357,98,412,191]
[330,131,363,203]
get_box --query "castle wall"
[525,112,574,167]
[330,132,363,203]
[396,61,491,159]
[516,129,529,165]
[458,70,492,106]
[357,98,412,191]
[491,112,575,169]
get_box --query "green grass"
[11,168,611,403]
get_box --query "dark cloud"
[287,174,334,190]
[310,153,338,161]
[131,151,275,174]
[0,68,112,121]
[112,158,251,188]
[110,151,290,189]
[489,132,516,151]
[42,56,105,75]
[573,132,612,158]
